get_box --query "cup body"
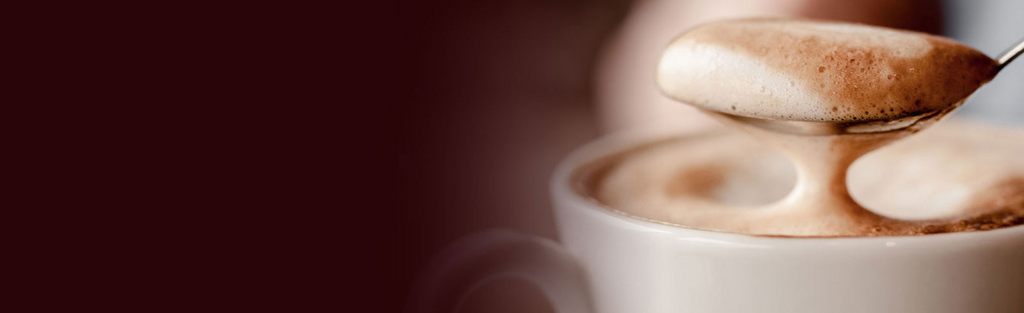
[550,129,1024,313]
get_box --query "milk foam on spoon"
[657,18,998,122]
[610,18,1024,236]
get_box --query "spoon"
[710,36,1024,136]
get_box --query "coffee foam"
[850,122,1024,220]
[657,18,998,122]
[583,122,1024,237]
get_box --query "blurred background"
[393,0,1023,312]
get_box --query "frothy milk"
[583,18,1021,237]
[657,18,997,122]
[583,122,1024,236]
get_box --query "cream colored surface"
[546,124,1024,312]
[850,121,1024,219]
[593,121,1024,236]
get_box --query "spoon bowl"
[704,103,953,136]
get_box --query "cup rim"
[551,125,1024,248]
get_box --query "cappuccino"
[579,122,1024,237]
[582,18,1022,237]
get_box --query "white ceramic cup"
[409,128,1024,313]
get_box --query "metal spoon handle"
[996,36,1024,71]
